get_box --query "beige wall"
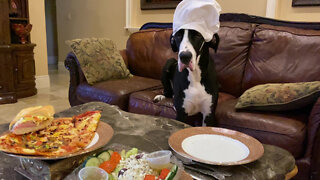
[131,0,268,28]
[131,0,175,27]
[276,0,320,22]
[28,0,48,76]
[45,0,58,65]
[217,0,267,16]
[56,0,130,62]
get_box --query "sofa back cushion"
[211,22,254,97]
[126,29,177,80]
[242,24,320,92]
[66,38,132,85]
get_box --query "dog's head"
[170,29,219,72]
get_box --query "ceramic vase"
[11,23,32,44]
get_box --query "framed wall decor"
[141,0,182,10]
[292,0,320,6]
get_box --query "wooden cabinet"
[0,46,16,103]
[12,44,36,98]
[0,0,37,104]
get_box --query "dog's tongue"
[179,62,194,72]
[179,63,187,72]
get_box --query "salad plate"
[168,127,264,166]
[65,144,192,180]
[4,121,114,160]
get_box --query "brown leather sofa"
[65,14,320,179]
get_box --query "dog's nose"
[179,51,192,64]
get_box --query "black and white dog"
[154,29,220,126]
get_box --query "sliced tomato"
[99,160,117,174]
[159,168,170,179]
[110,151,121,164]
[144,175,156,180]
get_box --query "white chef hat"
[172,0,221,42]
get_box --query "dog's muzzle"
[178,51,193,72]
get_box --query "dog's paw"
[153,95,165,103]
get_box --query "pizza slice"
[0,110,101,157]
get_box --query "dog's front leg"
[203,113,216,127]
[154,58,177,103]
[154,94,166,103]
[201,99,217,126]
[176,108,187,123]
[203,93,219,127]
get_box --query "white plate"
[85,132,99,149]
[182,134,249,163]
[169,127,264,165]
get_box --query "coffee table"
[0,102,297,179]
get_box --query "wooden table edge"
[285,165,298,180]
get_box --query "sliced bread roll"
[9,105,55,135]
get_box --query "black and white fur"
[154,29,219,126]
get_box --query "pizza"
[0,111,101,156]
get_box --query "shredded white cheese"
[114,153,158,180]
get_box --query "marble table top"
[0,102,296,180]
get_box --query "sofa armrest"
[305,97,320,178]
[64,52,87,106]
[119,49,129,68]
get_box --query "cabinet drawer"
[0,49,14,93]
[13,52,36,89]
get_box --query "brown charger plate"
[169,127,264,166]
[1,121,114,160]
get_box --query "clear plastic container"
[78,167,109,180]
[146,150,172,170]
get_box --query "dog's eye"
[190,30,199,36]
[175,33,183,42]
[189,30,204,41]
[194,33,203,40]
[176,33,182,38]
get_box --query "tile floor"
[0,66,71,125]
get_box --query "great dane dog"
[154,29,220,126]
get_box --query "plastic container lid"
[78,167,109,180]
[146,150,172,170]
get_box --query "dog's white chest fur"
[183,61,212,118]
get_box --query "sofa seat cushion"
[216,99,308,158]
[76,76,162,110]
[129,89,176,119]
[128,90,236,125]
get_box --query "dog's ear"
[208,33,220,53]
[170,33,178,52]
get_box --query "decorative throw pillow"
[235,81,320,111]
[66,38,132,85]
